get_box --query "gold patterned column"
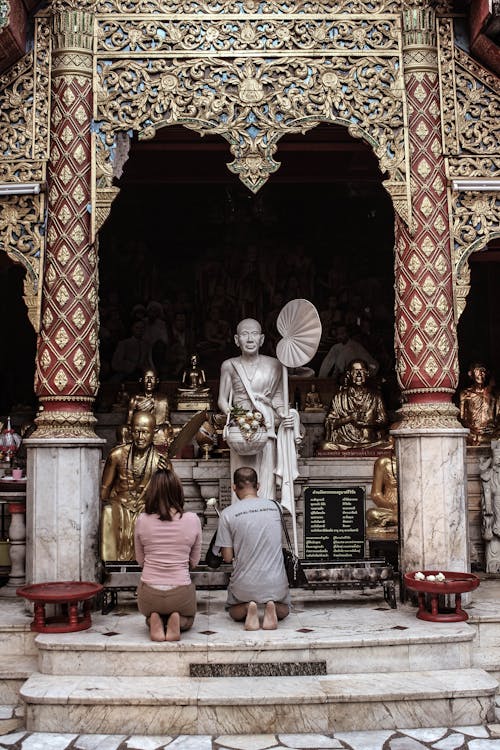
[394,4,460,428]
[34,1,98,437]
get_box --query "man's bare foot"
[149,612,165,641]
[262,601,278,630]
[165,612,181,642]
[244,601,260,630]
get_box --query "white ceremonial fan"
[276,298,322,369]
[275,299,322,554]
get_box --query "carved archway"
[93,7,412,235]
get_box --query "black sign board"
[303,486,365,561]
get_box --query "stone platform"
[2,583,499,737]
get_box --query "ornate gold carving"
[452,190,500,322]
[439,18,500,179]
[0,194,45,331]
[392,401,462,430]
[33,407,98,438]
[402,6,437,75]
[51,9,95,55]
[0,17,50,331]
[96,50,409,200]
[97,16,400,55]
[95,1,401,13]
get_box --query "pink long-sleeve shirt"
[134,511,202,587]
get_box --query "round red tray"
[404,571,480,622]
[17,581,103,633]
[17,581,102,602]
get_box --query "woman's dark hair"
[144,469,184,520]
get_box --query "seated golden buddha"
[177,353,213,410]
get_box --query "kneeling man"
[214,466,290,630]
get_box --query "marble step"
[34,622,476,678]
[0,704,25,735]
[0,655,37,705]
[21,668,498,735]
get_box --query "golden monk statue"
[322,359,388,450]
[459,362,500,446]
[118,367,173,450]
[101,411,171,562]
[366,447,398,535]
[304,384,324,412]
[177,353,213,410]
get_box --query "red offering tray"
[404,571,480,622]
[17,581,103,632]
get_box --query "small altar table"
[404,571,480,622]
[17,581,103,633]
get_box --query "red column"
[34,8,98,437]
[394,6,459,425]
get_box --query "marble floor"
[1,582,500,749]
[1,723,500,749]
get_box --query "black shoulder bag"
[204,529,223,569]
[272,500,308,588]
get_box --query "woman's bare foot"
[165,611,181,641]
[149,612,165,641]
[244,601,260,630]
[262,601,278,630]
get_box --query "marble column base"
[24,437,105,585]
[392,427,469,576]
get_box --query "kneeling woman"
[134,468,202,641]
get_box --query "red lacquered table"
[16,581,103,633]
[404,571,480,622]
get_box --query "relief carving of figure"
[479,441,500,573]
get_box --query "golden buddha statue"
[322,359,389,450]
[177,353,213,411]
[117,368,173,450]
[101,411,171,562]
[304,384,324,412]
[459,362,500,446]
[366,448,398,536]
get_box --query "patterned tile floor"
[1,726,500,749]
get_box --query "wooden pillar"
[392,5,469,577]
[34,3,98,439]
[26,2,104,585]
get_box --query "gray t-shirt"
[214,497,290,605]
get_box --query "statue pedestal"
[176,394,213,411]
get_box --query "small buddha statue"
[321,359,389,450]
[101,411,171,562]
[117,368,173,451]
[304,384,324,412]
[366,445,398,537]
[177,353,213,410]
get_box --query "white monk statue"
[218,318,297,501]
